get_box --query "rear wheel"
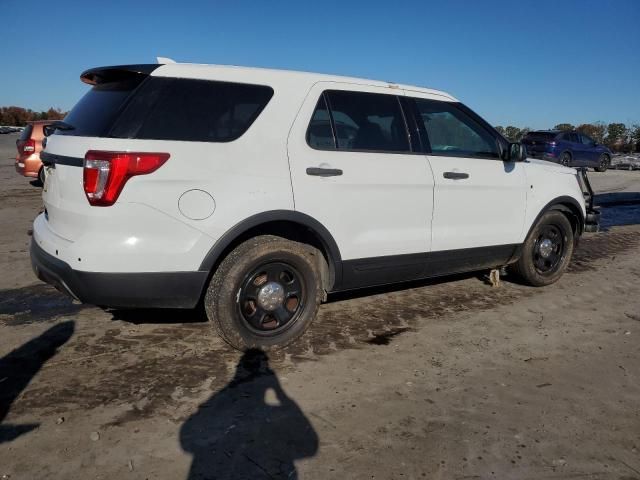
[560,152,572,167]
[512,210,574,287]
[204,235,325,350]
[594,154,609,172]
[38,166,46,186]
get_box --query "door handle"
[306,167,343,177]
[443,171,469,180]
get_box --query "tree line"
[495,122,640,153]
[0,106,67,126]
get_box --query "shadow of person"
[0,320,75,443]
[181,349,319,479]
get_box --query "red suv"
[15,120,53,184]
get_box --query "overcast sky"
[1,0,638,129]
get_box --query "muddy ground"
[1,133,639,480]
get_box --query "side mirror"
[509,143,527,162]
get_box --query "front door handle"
[443,171,469,180]
[306,167,343,177]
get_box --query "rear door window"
[307,95,335,149]
[310,90,410,153]
[110,78,274,142]
[412,99,499,159]
[579,134,594,145]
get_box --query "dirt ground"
[1,132,639,480]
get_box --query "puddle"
[0,284,87,325]
[599,203,640,229]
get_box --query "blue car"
[522,130,612,172]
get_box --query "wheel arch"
[526,196,585,241]
[198,210,343,293]
[560,150,573,164]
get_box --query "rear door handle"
[306,167,343,177]
[443,171,469,180]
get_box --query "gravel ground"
[1,133,639,480]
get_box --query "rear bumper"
[30,240,208,308]
[15,155,41,178]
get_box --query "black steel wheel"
[532,224,565,275]
[238,261,305,334]
[594,154,609,172]
[204,235,325,350]
[512,210,574,286]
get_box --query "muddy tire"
[204,235,325,350]
[512,210,574,287]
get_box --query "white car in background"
[31,62,600,349]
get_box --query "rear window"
[58,76,144,137]
[19,124,33,141]
[110,77,274,142]
[56,76,274,143]
[524,132,558,142]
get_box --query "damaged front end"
[577,167,601,232]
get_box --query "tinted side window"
[59,76,144,137]
[110,78,274,142]
[413,99,499,159]
[307,95,336,149]
[324,90,410,153]
[561,132,573,142]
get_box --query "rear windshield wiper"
[44,121,75,136]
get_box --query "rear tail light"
[18,139,35,154]
[83,151,170,206]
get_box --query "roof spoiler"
[80,64,162,85]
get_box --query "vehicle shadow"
[594,192,640,229]
[180,349,318,479]
[0,321,75,443]
[327,271,479,303]
[107,306,208,325]
[0,285,86,326]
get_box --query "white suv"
[31,62,600,349]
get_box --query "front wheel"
[512,211,574,287]
[204,235,325,350]
[594,154,609,172]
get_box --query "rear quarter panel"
[40,73,311,273]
